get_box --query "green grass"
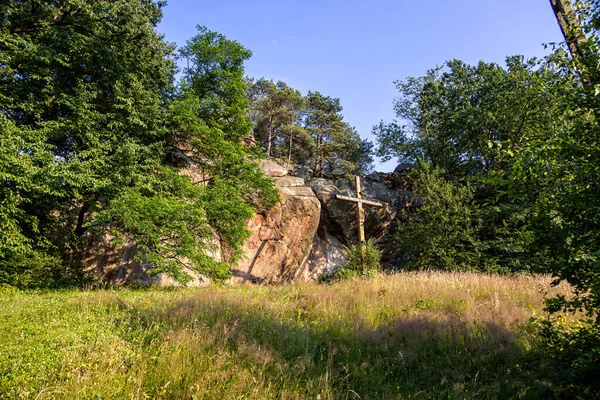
[0,272,570,399]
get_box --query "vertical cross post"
[335,176,384,270]
[355,175,365,244]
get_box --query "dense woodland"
[1,0,599,393]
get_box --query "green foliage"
[0,116,55,288]
[171,25,279,248]
[343,239,381,272]
[374,57,561,178]
[375,57,565,273]
[514,18,600,321]
[304,91,373,177]
[92,169,231,283]
[247,82,374,177]
[534,316,600,395]
[321,125,374,177]
[373,2,600,390]
[320,239,381,283]
[398,163,480,271]
[0,0,175,287]
[509,1,600,390]
[0,5,279,286]
[247,78,308,162]
[97,26,279,282]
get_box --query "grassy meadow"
[0,272,571,399]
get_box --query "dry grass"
[0,272,571,399]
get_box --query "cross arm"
[335,194,383,208]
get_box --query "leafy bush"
[398,162,480,271]
[533,316,600,396]
[343,239,381,272]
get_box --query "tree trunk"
[75,204,89,236]
[288,131,293,165]
[314,132,322,177]
[266,116,273,157]
[549,0,594,86]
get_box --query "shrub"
[320,239,381,283]
[534,316,600,396]
[343,239,381,272]
[398,162,480,271]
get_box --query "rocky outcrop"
[83,231,218,287]
[83,159,321,286]
[82,152,412,285]
[304,231,346,279]
[231,164,415,281]
[306,170,414,271]
[231,161,321,283]
[259,159,289,177]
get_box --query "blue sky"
[158,1,564,171]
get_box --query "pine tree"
[247,79,306,160]
[305,91,345,177]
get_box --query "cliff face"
[232,162,415,283]
[82,160,321,286]
[83,159,412,286]
[230,160,321,284]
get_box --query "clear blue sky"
[157,1,564,171]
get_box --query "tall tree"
[397,162,480,272]
[166,26,279,267]
[375,57,566,272]
[305,91,345,177]
[549,0,598,86]
[0,5,279,286]
[248,84,372,177]
[374,57,562,180]
[247,79,306,159]
[510,2,600,386]
[321,124,374,176]
[0,0,176,286]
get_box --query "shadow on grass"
[116,293,553,399]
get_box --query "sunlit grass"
[0,272,570,399]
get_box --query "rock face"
[83,231,216,287]
[231,160,321,283]
[304,231,346,280]
[83,154,412,285]
[259,159,289,177]
[305,170,414,272]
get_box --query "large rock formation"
[83,154,411,285]
[233,163,415,281]
[305,169,414,274]
[230,160,321,283]
[83,159,321,286]
[82,233,216,287]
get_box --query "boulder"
[276,176,306,188]
[306,172,414,269]
[83,231,218,287]
[260,159,289,177]
[393,162,413,175]
[231,177,321,284]
[304,231,346,280]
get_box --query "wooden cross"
[336,176,383,244]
